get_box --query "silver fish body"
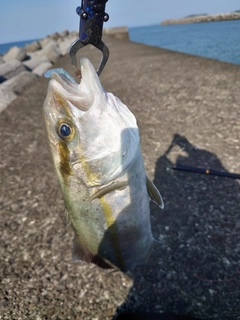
[43,57,163,271]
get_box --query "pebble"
[0,297,9,307]
[32,296,39,304]
[193,285,204,297]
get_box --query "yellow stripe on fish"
[99,197,115,228]
[99,197,125,270]
[57,140,72,185]
[78,154,100,185]
[80,150,125,269]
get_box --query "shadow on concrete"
[110,134,240,320]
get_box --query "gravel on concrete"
[1,35,240,320]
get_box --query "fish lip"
[46,57,103,113]
[78,56,104,96]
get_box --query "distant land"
[185,14,207,18]
[161,11,240,25]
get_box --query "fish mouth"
[45,57,104,112]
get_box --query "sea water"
[129,20,240,65]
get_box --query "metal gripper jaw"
[68,0,109,78]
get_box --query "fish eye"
[58,122,74,141]
[60,123,71,136]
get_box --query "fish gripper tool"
[68,0,109,78]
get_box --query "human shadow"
[97,133,240,320]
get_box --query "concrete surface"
[1,35,240,319]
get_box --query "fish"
[43,57,164,271]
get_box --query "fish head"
[43,57,139,188]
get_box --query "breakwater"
[0,30,78,112]
[161,12,240,25]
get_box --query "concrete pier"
[1,34,240,319]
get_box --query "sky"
[0,0,239,44]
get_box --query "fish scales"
[43,57,163,271]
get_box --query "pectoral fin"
[88,181,128,202]
[146,175,164,209]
